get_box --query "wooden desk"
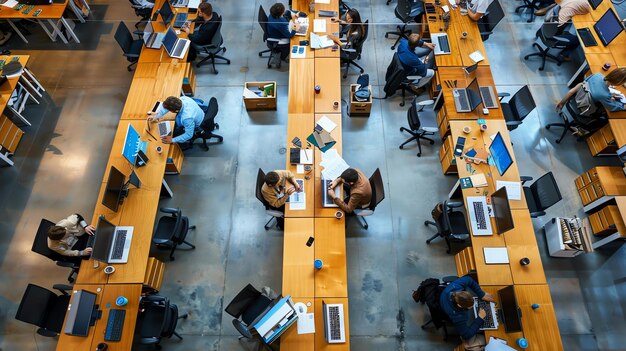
[504,210,547,285]
[314,58,341,114]
[0,0,82,43]
[285,113,316,218]
[280,297,315,351]
[514,285,563,351]
[288,60,315,114]
[314,113,344,218]
[283,218,316,297]
[314,218,347,298]
[481,286,523,346]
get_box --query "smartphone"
[454,136,466,156]
[306,237,315,247]
[151,101,161,113]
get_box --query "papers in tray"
[310,33,334,49]
[315,0,330,3]
[320,149,349,180]
[297,313,315,334]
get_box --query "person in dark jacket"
[397,33,436,92]
[181,3,221,62]
[439,276,494,345]
[266,2,305,60]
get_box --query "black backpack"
[413,278,449,328]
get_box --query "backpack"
[412,278,440,304]
[575,81,600,117]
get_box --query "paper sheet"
[313,19,326,33]
[470,173,488,187]
[289,179,306,210]
[297,313,315,334]
[310,33,334,49]
[486,337,516,351]
[300,149,313,164]
[1,0,18,7]
[243,88,258,99]
[315,0,330,3]
[296,164,305,174]
[320,149,349,180]
[469,50,485,63]
[316,115,337,132]
[496,180,522,200]
[483,247,509,264]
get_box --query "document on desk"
[300,149,313,165]
[296,164,305,174]
[291,18,309,36]
[486,337,516,351]
[291,45,307,59]
[495,180,521,200]
[315,0,330,3]
[470,174,488,188]
[483,247,510,264]
[297,313,315,334]
[310,33,334,49]
[0,0,18,8]
[289,179,306,210]
[316,115,337,132]
[320,149,349,180]
[469,50,485,63]
[313,19,327,33]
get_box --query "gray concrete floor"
[2,0,626,350]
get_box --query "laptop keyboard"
[457,92,470,111]
[111,230,127,260]
[328,305,342,341]
[173,12,188,28]
[473,202,487,230]
[173,42,185,57]
[475,299,496,329]
[480,86,495,108]
[437,35,450,53]
[158,122,168,136]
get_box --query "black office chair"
[189,97,222,151]
[195,18,231,73]
[127,0,152,29]
[255,169,284,230]
[353,168,385,229]
[258,5,286,68]
[520,172,562,218]
[15,283,72,337]
[515,0,544,23]
[425,201,470,254]
[152,208,196,261]
[225,284,275,351]
[383,52,422,107]
[497,85,536,132]
[399,92,443,156]
[545,94,607,143]
[136,295,188,349]
[384,0,425,50]
[417,276,458,341]
[31,218,81,283]
[340,20,369,79]
[477,0,505,41]
[523,21,571,71]
[114,21,143,71]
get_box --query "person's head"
[340,168,359,185]
[270,3,286,18]
[264,171,280,187]
[345,9,361,24]
[407,33,422,49]
[47,225,67,241]
[604,68,626,86]
[452,291,474,310]
[197,2,212,19]
[163,96,182,113]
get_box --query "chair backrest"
[161,301,179,338]
[114,21,134,54]
[384,53,408,97]
[15,284,59,331]
[407,102,422,131]
[258,5,269,42]
[137,295,171,341]
[232,319,254,338]
[351,20,369,55]
[540,21,564,46]
[31,218,65,262]
[367,168,385,211]
[396,0,414,20]
[431,201,454,236]
[225,283,262,319]
[210,18,224,48]
[529,172,562,211]
[201,97,218,132]
[255,169,270,208]
[165,208,187,244]
[506,85,536,121]
[478,0,504,36]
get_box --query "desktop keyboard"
[577,28,597,47]
[480,86,495,108]
[158,122,168,135]
[104,309,126,341]
[473,202,487,230]
[328,305,342,341]
[475,299,496,329]
[173,12,188,28]
[111,230,128,260]
[437,35,450,53]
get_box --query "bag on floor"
[354,74,370,102]
[412,278,440,304]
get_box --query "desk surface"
[0,55,30,112]
[0,0,68,19]
[285,113,316,218]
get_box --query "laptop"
[162,26,191,59]
[322,179,340,207]
[453,78,482,113]
[91,216,134,264]
[323,302,346,343]
[467,196,493,235]
[143,22,166,49]
[479,85,498,109]
[431,33,451,55]
[170,0,188,8]
[473,298,499,330]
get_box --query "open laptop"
[323,301,346,343]
[162,26,191,59]
[322,179,340,207]
[473,298,499,330]
[453,78,482,113]
[467,196,492,235]
[431,33,451,55]
[170,0,189,8]
[479,85,498,109]
[143,21,166,49]
[91,216,134,264]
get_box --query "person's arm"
[57,214,86,236]
[49,243,83,257]
[275,18,296,38]
[284,171,298,187]
[468,9,484,21]
[458,276,487,299]
[172,118,196,143]
[263,187,289,208]
[601,96,626,112]
[333,192,362,213]
[556,82,582,111]
[455,314,485,341]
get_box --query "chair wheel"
[555,139,561,144]
[259,53,263,57]
[391,45,396,50]
[399,145,404,149]
[523,55,530,60]
[223,48,227,53]
[385,33,389,38]
[400,101,405,107]
[424,221,429,226]
[170,256,175,261]
[446,249,451,254]
[359,68,364,73]
[545,125,551,130]
[417,153,421,157]
[429,140,434,145]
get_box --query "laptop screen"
[466,77,482,111]
[594,9,624,46]
[162,27,178,56]
[92,216,116,263]
[588,0,603,10]
[492,186,514,234]
[102,166,126,212]
[159,0,173,25]
[489,132,514,176]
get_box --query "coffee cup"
[314,259,323,269]
[520,257,530,266]
[335,211,344,219]
[463,126,471,134]
[314,85,321,94]
[96,343,108,351]
[104,266,115,275]
[156,145,163,154]
[333,101,339,110]
[480,123,488,132]
[603,62,611,71]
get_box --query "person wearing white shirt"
[467,0,491,21]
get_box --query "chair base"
[515,2,539,23]
[264,216,276,230]
[356,215,368,229]
[385,24,411,50]
[424,220,452,254]
[399,127,435,157]
[342,59,364,79]
[524,43,563,71]
[197,47,231,74]
[421,318,449,341]
[127,61,138,72]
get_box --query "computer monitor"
[588,0,603,10]
[489,132,514,176]
[102,166,126,212]
[63,290,99,336]
[467,77,482,112]
[617,144,626,162]
[593,9,624,46]
[162,27,179,57]
[159,0,174,25]
[492,187,514,234]
[92,215,116,263]
[498,285,522,333]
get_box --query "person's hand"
[423,42,436,50]
[181,26,190,34]
[294,22,300,31]
[329,179,340,189]
[293,11,299,19]
[295,184,302,192]
[482,293,495,303]
[286,187,296,196]
[161,135,173,144]
[85,225,96,235]
[148,116,157,122]
[331,17,338,22]
[82,247,93,256]
[478,308,487,319]
[327,188,336,199]
[555,100,565,112]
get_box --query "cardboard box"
[243,81,277,111]
[349,84,372,117]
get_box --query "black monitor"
[489,132,514,176]
[594,9,624,46]
[102,166,126,212]
[492,187,514,234]
[588,0,603,10]
[63,290,99,336]
[467,77,482,112]
[92,216,116,263]
[617,144,626,162]
[159,0,174,26]
[498,285,522,333]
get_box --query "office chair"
[520,172,562,218]
[225,284,275,351]
[417,276,458,341]
[545,94,607,143]
[136,294,188,349]
[258,5,286,69]
[340,20,369,79]
[114,21,143,71]
[255,169,285,230]
[515,0,544,23]
[189,97,222,151]
[497,85,536,132]
[127,0,152,29]
[477,0,505,41]
[195,19,231,74]
[385,0,425,50]
[425,201,469,254]
[523,21,571,71]
[399,92,443,156]
[152,208,196,261]
[31,218,81,283]
[383,52,422,107]
[353,168,385,229]
[15,283,72,337]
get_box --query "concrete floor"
[2,0,626,350]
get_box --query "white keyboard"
[467,196,493,235]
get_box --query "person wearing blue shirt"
[149,96,205,148]
[439,276,495,347]
[557,68,626,113]
[397,33,436,92]
[267,2,305,60]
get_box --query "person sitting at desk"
[397,33,436,94]
[440,276,495,349]
[329,8,365,50]
[149,96,204,150]
[466,0,491,21]
[556,68,626,113]
[181,2,221,62]
[47,213,95,262]
[261,170,302,229]
[267,2,304,61]
[327,168,372,214]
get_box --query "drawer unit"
[439,135,457,175]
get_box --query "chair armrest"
[124,53,140,58]
[143,294,167,303]
[159,207,179,214]
[342,48,356,53]
[480,31,493,37]
[529,211,545,218]
[406,75,422,80]
[552,35,570,43]
[497,92,511,101]
[520,176,533,184]
[266,210,284,218]
[140,337,161,345]
[446,201,464,209]
[53,284,73,295]
[506,120,523,127]
[56,261,77,268]
[354,209,373,216]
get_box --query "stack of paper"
[310,33,334,49]
[470,174,488,187]
[320,149,349,180]
[313,19,326,33]
[469,50,485,63]
[495,181,521,200]
[317,116,337,132]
